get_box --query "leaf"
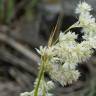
[0,0,3,23]
[6,0,14,23]
[25,0,40,21]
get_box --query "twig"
[48,12,64,46]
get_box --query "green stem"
[42,73,46,96]
[34,57,45,96]
[64,21,79,33]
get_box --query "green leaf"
[0,0,4,23]
[6,0,14,24]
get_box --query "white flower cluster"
[37,31,93,86]
[76,1,96,38]
[20,2,96,96]
[36,46,54,57]
[36,2,96,86]
[20,80,54,96]
[48,32,93,86]
[20,89,53,96]
[75,1,92,14]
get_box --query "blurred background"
[0,0,96,96]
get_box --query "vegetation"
[21,2,96,96]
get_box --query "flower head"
[21,80,54,96]
[75,2,92,14]
[48,63,80,86]
[20,2,96,96]
[40,31,93,86]
[36,46,54,57]
[76,2,96,38]
[59,31,77,43]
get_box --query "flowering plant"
[20,2,96,96]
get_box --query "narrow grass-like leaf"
[6,0,14,24]
[0,0,4,23]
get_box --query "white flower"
[63,62,77,70]
[74,42,92,62]
[20,2,96,96]
[36,46,48,56]
[75,2,92,14]
[46,31,93,86]
[20,80,54,96]
[76,2,96,38]
[46,81,55,90]
[49,63,80,86]
[87,37,96,49]
[79,12,95,26]
[59,31,77,43]
[20,92,30,96]
[36,46,54,57]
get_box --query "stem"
[64,21,79,33]
[34,56,45,96]
[42,73,46,96]
[53,21,80,45]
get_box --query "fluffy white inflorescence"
[75,1,92,14]
[51,33,93,85]
[76,2,96,38]
[46,81,55,90]
[20,80,54,96]
[20,1,96,96]
[35,0,96,88]
[48,63,80,86]
[20,91,53,96]
[37,30,93,86]
[36,46,54,57]
[37,1,96,85]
